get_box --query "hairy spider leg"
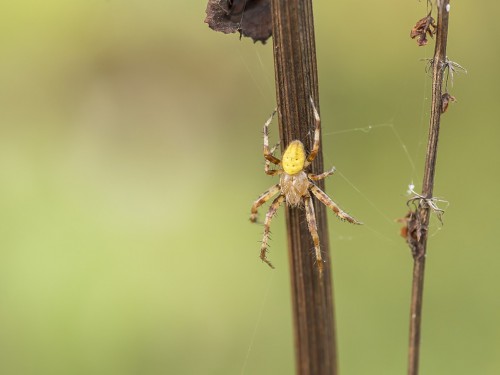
[265,143,282,176]
[309,185,362,225]
[263,108,281,165]
[250,184,281,223]
[260,194,285,269]
[304,96,321,166]
[304,194,324,276]
[308,167,336,181]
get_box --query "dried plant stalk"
[407,1,451,375]
[271,0,338,374]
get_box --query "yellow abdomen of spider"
[282,140,306,175]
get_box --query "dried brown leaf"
[441,92,456,113]
[205,0,272,43]
[397,211,420,258]
[410,12,436,47]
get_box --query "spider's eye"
[282,140,306,175]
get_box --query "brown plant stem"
[271,1,337,374]
[408,1,450,375]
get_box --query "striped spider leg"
[250,97,361,274]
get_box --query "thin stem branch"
[408,1,450,375]
[271,1,337,374]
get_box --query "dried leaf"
[205,0,272,43]
[397,211,420,258]
[410,12,436,46]
[441,92,456,113]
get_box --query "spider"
[250,97,362,274]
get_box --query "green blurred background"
[1,1,499,374]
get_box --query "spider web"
[240,47,437,239]
[322,120,420,244]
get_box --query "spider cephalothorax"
[250,97,361,274]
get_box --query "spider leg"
[250,184,281,223]
[305,96,321,166]
[265,164,282,176]
[260,194,285,269]
[265,143,282,176]
[263,109,281,165]
[309,184,362,225]
[308,167,336,181]
[304,194,324,276]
